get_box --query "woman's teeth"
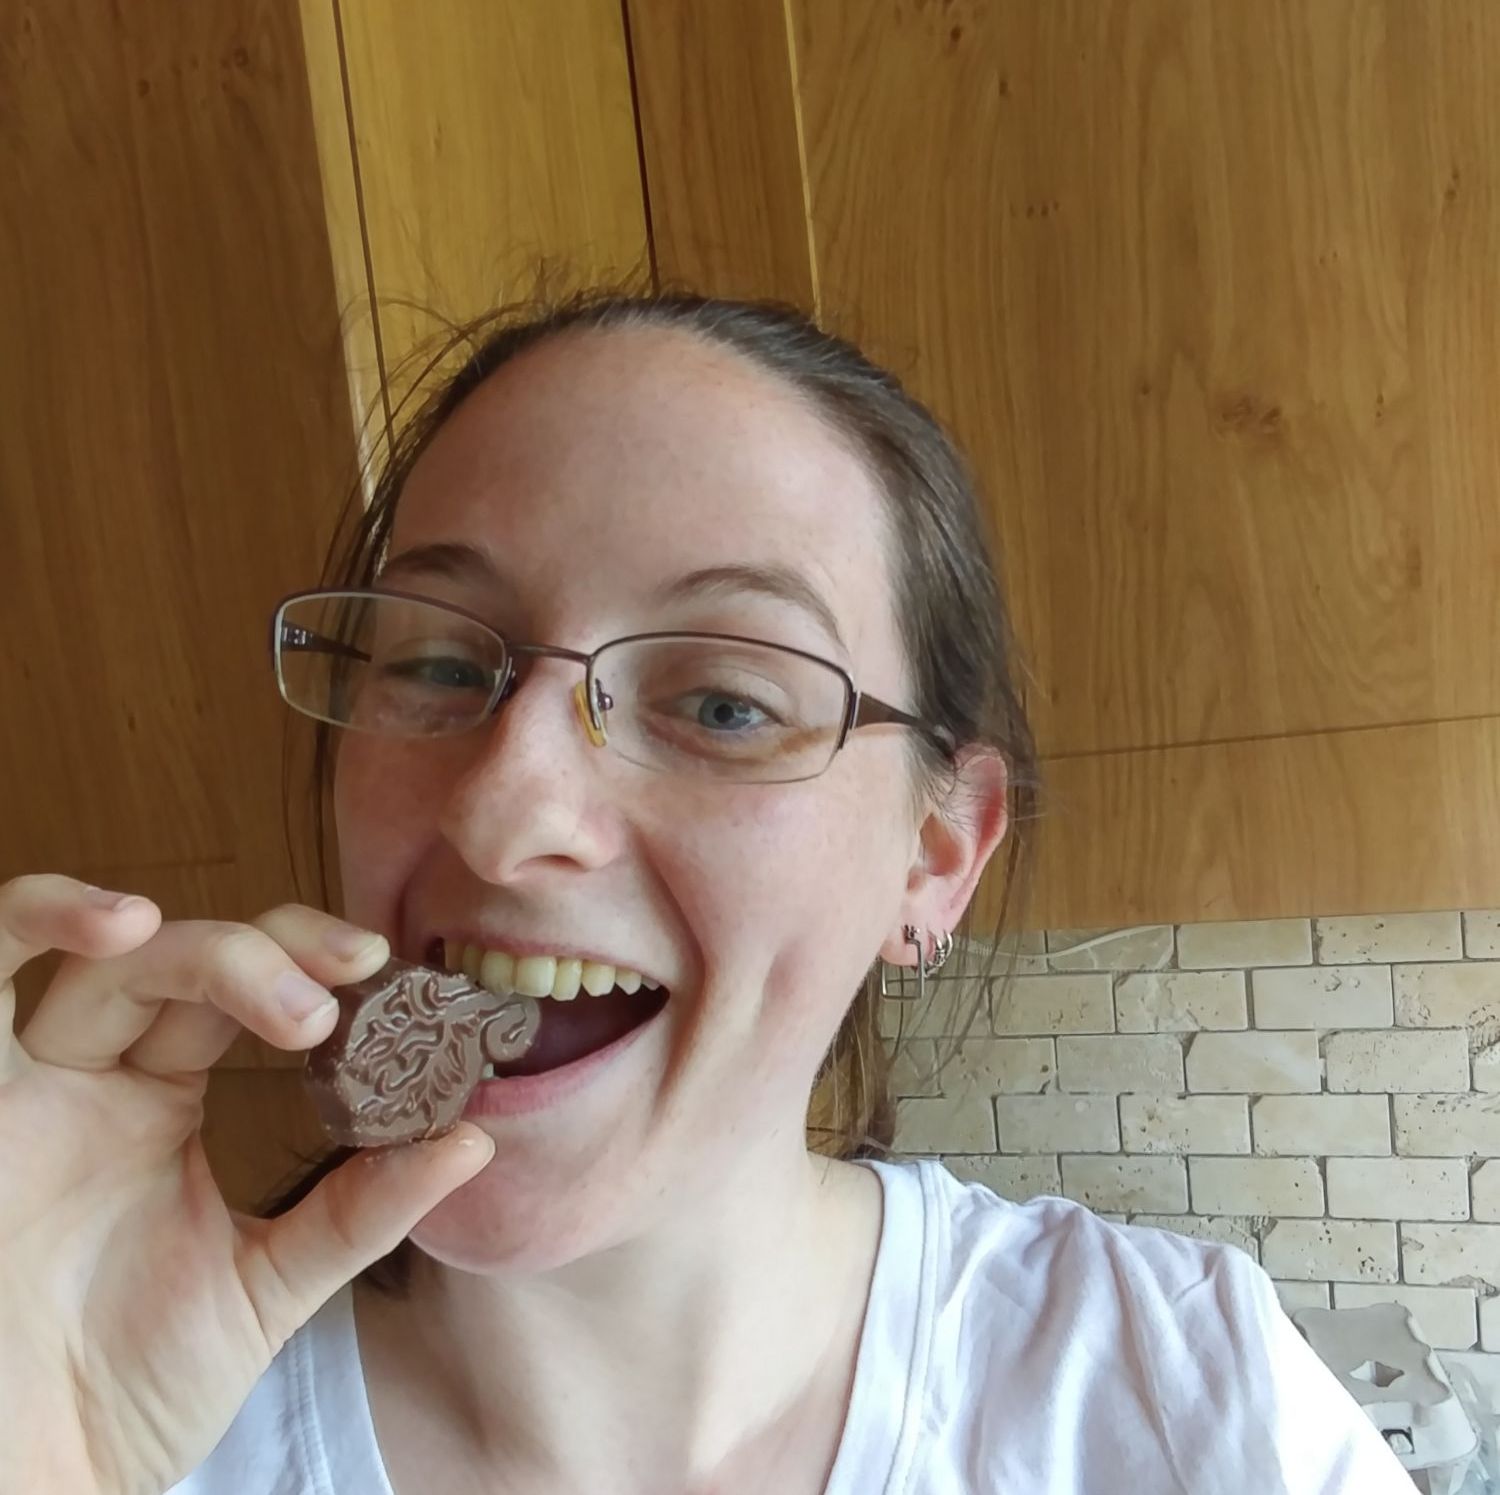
[444,939,659,1002]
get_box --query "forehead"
[389,326,899,659]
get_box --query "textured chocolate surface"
[305,958,540,1146]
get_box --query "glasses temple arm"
[277,623,373,664]
[851,694,957,756]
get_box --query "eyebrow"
[657,564,846,652]
[379,541,498,586]
[379,545,846,651]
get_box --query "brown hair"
[267,289,1040,1291]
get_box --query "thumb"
[241,1124,494,1347]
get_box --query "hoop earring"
[878,924,953,1002]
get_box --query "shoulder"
[898,1159,1280,1375]
[880,1155,1253,1325]
[871,1159,1413,1494]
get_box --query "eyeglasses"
[269,588,953,785]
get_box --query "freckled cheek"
[661,779,906,1001]
[331,744,449,924]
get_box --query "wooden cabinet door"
[300,0,650,431]
[627,0,1500,927]
[2,0,363,1201]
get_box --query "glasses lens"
[597,636,849,781]
[276,592,505,736]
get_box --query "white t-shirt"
[170,1158,1414,1493]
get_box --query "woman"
[2,293,1410,1493]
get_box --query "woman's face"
[334,327,931,1270]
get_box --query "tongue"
[492,987,663,1077]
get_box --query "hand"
[0,874,494,1495]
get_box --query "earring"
[879,924,954,1002]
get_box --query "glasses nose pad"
[572,679,608,748]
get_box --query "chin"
[404,1148,650,1276]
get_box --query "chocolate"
[304,958,540,1147]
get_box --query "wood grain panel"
[625,0,816,306]
[1,0,356,927]
[789,0,1500,759]
[331,0,649,391]
[996,715,1500,931]
[297,0,388,463]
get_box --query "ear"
[878,747,1010,966]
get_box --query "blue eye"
[385,656,490,690]
[693,693,767,731]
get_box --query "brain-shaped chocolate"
[305,958,539,1146]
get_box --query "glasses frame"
[269,587,955,776]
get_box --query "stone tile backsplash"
[886,911,1500,1376]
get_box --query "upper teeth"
[445,940,658,1002]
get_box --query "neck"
[356,1145,885,1495]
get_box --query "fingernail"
[86,886,143,911]
[274,969,337,1023]
[323,925,389,963]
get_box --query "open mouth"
[426,936,670,1078]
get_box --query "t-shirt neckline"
[821,1157,933,1495]
[310,1157,932,1495]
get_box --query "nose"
[438,661,623,885]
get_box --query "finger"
[21,919,344,1072]
[120,999,243,1077]
[237,1124,495,1352]
[123,907,389,1076]
[0,873,161,990]
[0,874,160,1081]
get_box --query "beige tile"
[1115,972,1247,1032]
[1315,913,1462,964]
[1393,962,1500,1029]
[1251,1095,1392,1157]
[1189,1157,1323,1217]
[1185,1032,1322,1093]
[1274,1280,1332,1314]
[1482,1296,1500,1353]
[1395,1095,1500,1156]
[1475,1045,1500,1092]
[992,932,1051,977]
[994,1094,1119,1154]
[893,1095,996,1154]
[1045,925,1174,972]
[886,1039,941,1097]
[1324,1030,1470,1093]
[1056,1035,1184,1093]
[1060,1155,1188,1214]
[992,974,1113,1035]
[938,1037,1056,1096]
[1333,1283,1478,1351]
[1177,918,1313,970]
[1325,1158,1469,1221]
[1251,966,1394,1029]
[1472,1160,1500,1222]
[878,979,988,1039]
[1401,1224,1500,1292]
[941,1153,1060,1201]
[1463,911,1500,959]
[1120,1095,1250,1155]
[1261,1220,1399,1283]
[1129,1214,1260,1262]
